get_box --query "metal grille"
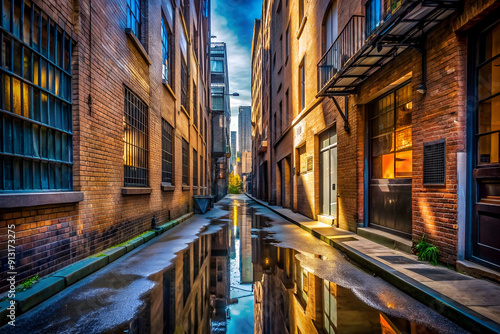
[181,58,188,111]
[423,140,445,185]
[0,0,73,192]
[161,119,173,184]
[182,138,189,185]
[193,149,198,186]
[124,88,149,187]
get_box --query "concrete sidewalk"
[246,194,500,334]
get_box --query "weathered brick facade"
[252,0,500,269]
[0,0,212,292]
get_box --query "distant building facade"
[251,0,500,274]
[230,131,237,173]
[238,106,252,153]
[211,42,231,201]
[0,0,212,292]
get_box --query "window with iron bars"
[161,14,173,85]
[182,138,189,185]
[0,0,73,192]
[124,87,149,187]
[181,58,188,111]
[193,149,198,187]
[162,119,173,184]
[193,83,198,128]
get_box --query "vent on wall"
[423,140,446,185]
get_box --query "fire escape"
[316,0,463,129]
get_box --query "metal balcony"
[317,0,462,97]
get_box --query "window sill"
[125,28,152,65]
[121,187,152,195]
[181,105,190,119]
[296,17,307,39]
[182,185,191,191]
[161,183,175,192]
[193,186,199,190]
[0,191,84,208]
[163,80,177,100]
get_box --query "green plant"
[18,274,39,291]
[415,234,439,266]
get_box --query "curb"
[0,212,194,327]
[245,194,500,334]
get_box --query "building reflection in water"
[118,201,434,334]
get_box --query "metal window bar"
[181,58,188,110]
[182,138,189,185]
[317,15,365,92]
[124,88,149,187]
[162,118,173,184]
[193,149,198,187]
[0,0,73,192]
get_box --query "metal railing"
[318,15,365,92]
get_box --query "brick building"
[251,0,500,272]
[0,0,212,291]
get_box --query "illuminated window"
[162,119,173,184]
[370,83,412,179]
[0,1,73,192]
[124,88,149,187]
[182,139,189,185]
[477,21,500,165]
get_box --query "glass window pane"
[381,153,395,179]
[396,150,412,178]
[478,132,500,164]
[478,60,500,101]
[372,109,394,137]
[395,127,412,151]
[371,133,393,157]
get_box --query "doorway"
[319,126,338,218]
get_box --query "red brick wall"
[0,0,210,292]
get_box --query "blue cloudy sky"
[211,0,262,131]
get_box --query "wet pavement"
[0,194,467,333]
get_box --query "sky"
[211,0,262,132]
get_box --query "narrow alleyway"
[0,195,466,333]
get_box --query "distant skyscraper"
[238,106,252,153]
[230,131,237,172]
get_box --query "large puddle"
[0,195,466,333]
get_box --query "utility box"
[193,196,214,214]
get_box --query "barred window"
[193,83,198,128]
[161,14,172,85]
[0,1,73,192]
[181,58,188,111]
[182,138,189,185]
[124,88,149,187]
[193,149,198,187]
[162,119,173,184]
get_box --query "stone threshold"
[357,227,413,254]
[0,212,194,326]
[245,193,500,334]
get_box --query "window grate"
[162,119,173,184]
[181,58,188,110]
[423,140,445,185]
[193,149,198,187]
[182,138,189,185]
[124,87,149,187]
[0,0,73,192]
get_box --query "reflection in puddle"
[121,197,461,334]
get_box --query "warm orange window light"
[382,154,394,179]
[396,151,412,178]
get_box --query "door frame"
[466,13,500,270]
[319,125,338,218]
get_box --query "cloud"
[211,0,262,131]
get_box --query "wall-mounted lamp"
[417,84,427,94]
